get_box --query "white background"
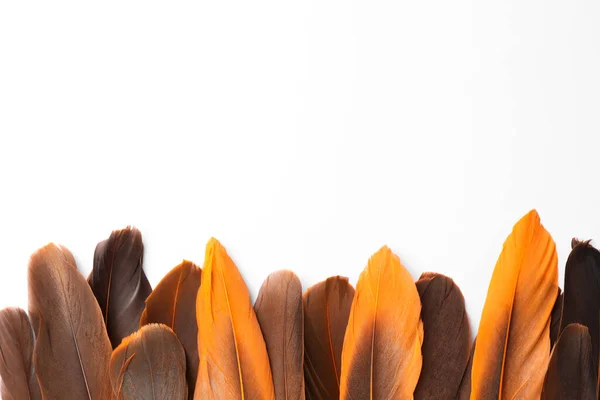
[1,1,599,335]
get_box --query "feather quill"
[470,210,558,399]
[560,239,600,373]
[254,270,305,400]
[414,273,470,400]
[541,323,596,400]
[339,245,423,399]
[549,288,562,350]
[303,276,354,400]
[140,260,201,399]
[89,227,152,349]
[28,243,112,399]
[0,307,41,400]
[195,238,275,399]
[110,323,187,400]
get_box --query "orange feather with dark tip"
[339,246,423,399]
[470,210,558,399]
[140,260,201,400]
[303,276,354,400]
[194,238,275,400]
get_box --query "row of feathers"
[0,209,597,399]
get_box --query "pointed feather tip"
[571,238,593,250]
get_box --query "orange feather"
[194,238,275,400]
[339,246,423,399]
[471,210,558,399]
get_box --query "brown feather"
[88,227,151,349]
[414,273,470,400]
[195,238,275,399]
[28,243,112,399]
[110,324,187,400]
[303,276,354,400]
[457,338,475,400]
[140,260,201,399]
[541,323,596,400]
[560,239,600,373]
[254,270,305,400]
[0,307,41,400]
[550,288,562,350]
[340,246,423,399]
[470,210,558,399]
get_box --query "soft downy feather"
[339,246,423,399]
[88,227,152,349]
[195,238,275,400]
[28,243,112,399]
[303,276,355,400]
[560,239,600,374]
[140,260,201,399]
[110,323,187,400]
[414,273,470,400]
[254,270,305,400]
[470,210,558,399]
[0,307,41,400]
[541,323,596,400]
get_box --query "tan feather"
[110,324,187,400]
[0,307,41,400]
[254,270,305,400]
[28,243,112,399]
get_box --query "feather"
[195,238,275,399]
[303,276,354,400]
[88,227,152,349]
[560,239,600,373]
[414,273,470,400]
[541,323,596,400]
[28,243,112,399]
[110,323,187,400]
[140,260,201,399]
[254,270,305,400]
[470,210,558,399]
[339,245,423,399]
[457,338,475,400]
[0,307,41,400]
[550,288,563,350]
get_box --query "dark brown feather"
[550,288,563,349]
[303,276,354,400]
[541,323,596,400]
[456,338,475,400]
[0,307,41,400]
[560,239,600,373]
[254,270,305,400]
[110,324,187,400]
[139,260,201,400]
[88,226,151,348]
[28,243,112,399]
[414,273,470,400]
